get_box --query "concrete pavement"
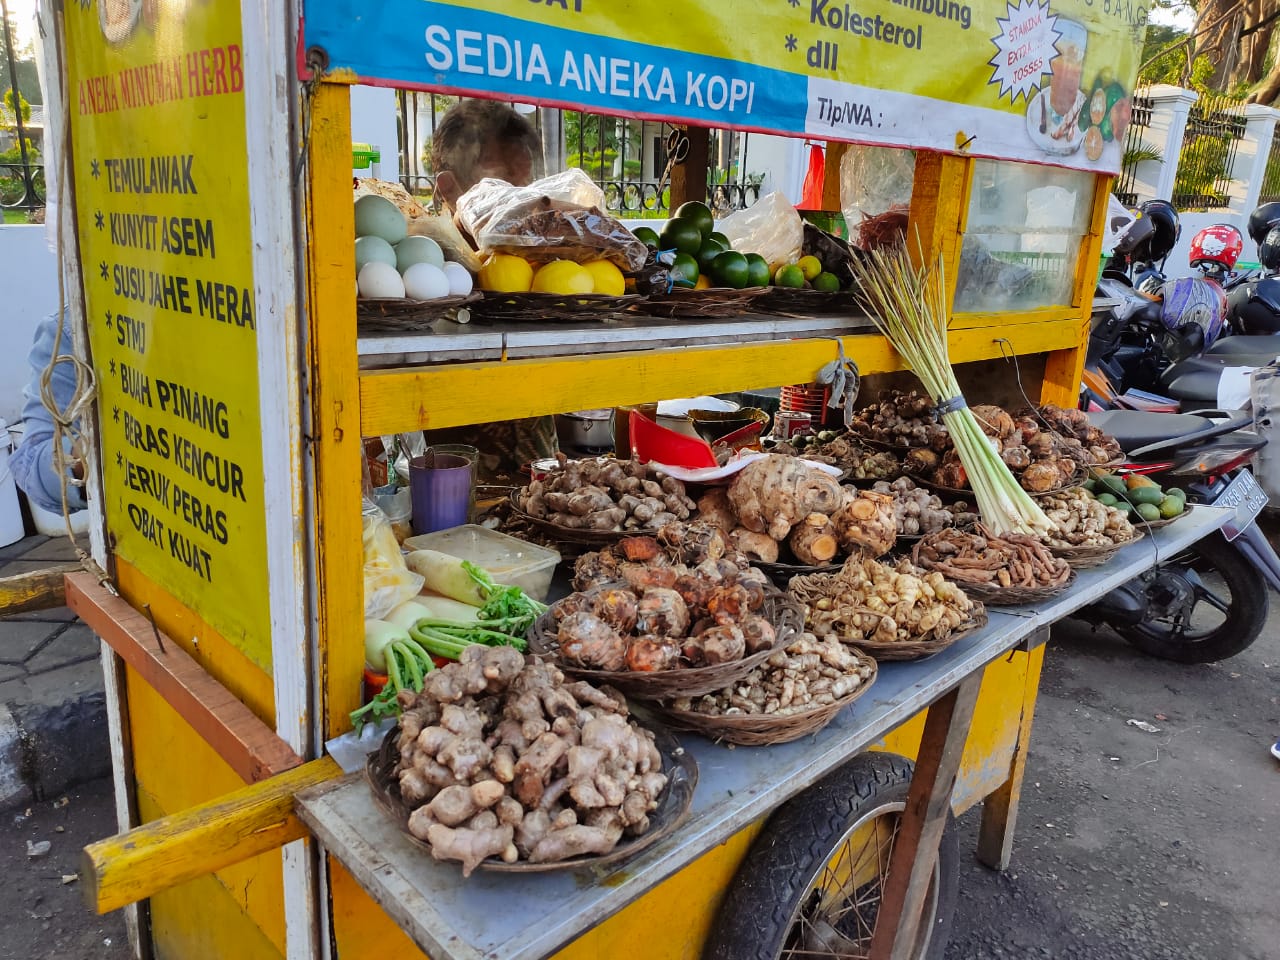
[0,535,109,807]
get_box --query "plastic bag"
[455,169,648,271]
[363,498,423,620]
[717,191,803,265]
[840,146,914,251]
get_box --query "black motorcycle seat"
[1086,410,1217,450]
[1206,335,1280,356]
[1159,353,1280,388]
[1161,370,1221,403]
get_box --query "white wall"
[350,85,400,179]
[0,225,58,425]
[1165,211,1256,272]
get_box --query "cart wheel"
[702,753,957,960]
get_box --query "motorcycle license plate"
[1216,469,1268,542]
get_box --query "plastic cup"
[409,453,473,535]
[426,443,479,520]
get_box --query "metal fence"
[394,94,759,217]
[1257,128,1280,206]
[1113,86,1153,207]
[1171,93,1247,211]
[0,0,43,218]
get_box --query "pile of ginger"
[395,645,668,875]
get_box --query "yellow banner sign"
[305,0,1146,172]
[66,2,270,668]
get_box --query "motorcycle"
[1073,408,1280,662]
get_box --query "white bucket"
[0,419,25,547]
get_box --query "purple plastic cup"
[409,453,472,535]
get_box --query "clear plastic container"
[402,524,561,602]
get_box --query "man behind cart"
[423,99,559,481]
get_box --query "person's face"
[438,140,535,209]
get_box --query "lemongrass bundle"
[851,246,1051,537]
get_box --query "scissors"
[655,127,690,198]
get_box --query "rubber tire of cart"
[701,752,957,960]
[1116,532,1267,664]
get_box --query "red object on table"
[628,410,718,468]
[799,144,825,209]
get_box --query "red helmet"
[1189,224,1243,275]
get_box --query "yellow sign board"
[66,2,270,668]
[305,0,1145,172]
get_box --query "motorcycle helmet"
[1112,213,1154,258]
[1139,199,1180,263]
[1188,223,1244,278]
[1159,276,1227,359]
[1247,200,1280,246]
[1260,225,1280,273]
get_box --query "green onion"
[850,245,1051,537]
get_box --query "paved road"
[2,595,1277,959]
[947,616,1280,960]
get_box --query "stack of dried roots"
[394,645,668,876]
[771,431,901,481]
[695,454,897,567]
[553,551,777,672]
[912,525,1071,593]
[1040,488,1138,547]
[516,458,696,532]
[790,556,980,645]
[670,632,875,718]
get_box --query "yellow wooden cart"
[22,2,1186,958]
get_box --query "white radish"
[405,550,491,605]
[365,619,410,671]
[384,599,438,633]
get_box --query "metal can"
[529,458,563,481]
[773,411,812,439]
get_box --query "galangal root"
[670,632,875,718]
[394,646,668,875]
[790,556,981,645]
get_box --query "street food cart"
[27,2,1202,958]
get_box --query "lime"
[673,201,714,240]
[583,260,625,296]
[1158,495,1185,519]
[696,236,728,272]
[1096,492,1118,507]
[797,255,823,281]
[669,252,700,287]
[709,231,732,250]
[812,271,841,292]
[1136,502,1161,522]
[774,263,806,288]
[632,226,660,250]
[710,250,749,289]
[744,253,771,288]
[659,218,704,256]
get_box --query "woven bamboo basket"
[1048,529,1144,569]
[846,609,988,662]
[630,286,768,319]
[506,490,630,548]
[365,724,697,874]
[1136,503,1193,531]
[750,556,843,587]
[650,650,878,746]
[906,469,1083,500]
[756,287,860,315]
[470,291,642,323]
[356,293,482,332]
[528,589,805,699]
[939,569,1076,606]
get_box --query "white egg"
[354,194,407,243]
[358,261,406,299]
[355,235,397,272]
[402,262,451,301]
[442,262,474,297]
[394,235,445,272]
